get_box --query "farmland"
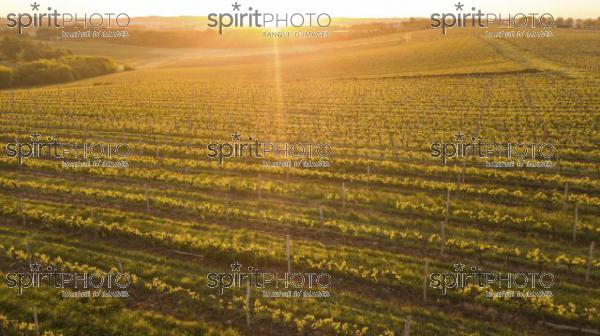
[0,26,598,335]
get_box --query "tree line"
[0,36,118,88]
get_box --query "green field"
[0,27,599,335]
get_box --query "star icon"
[30,2,40,11]
[453,262,465,272]
[30,132,41,141]
[232,2,241,11]
[231,132,241,141]
[454,2,464,11]
[231,261,242,272]
[30,262,41,272]
[454,132,465,142]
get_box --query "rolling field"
[0,27,599,335]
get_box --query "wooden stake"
[26,241,31,265]
[563,183,569,212]
[246,280,252,327]
[319,204,324,221]
[18,195,26,225]
[403,316,411,336]
[342,182,346,209]
[586,241,595,284]
[225,185,230,225]
[286,235,291,275]
[33,306,40,336]
[422,260,429,302]
[441,190,449,255]
[573,204,578,243]
[17,194,22,213]
[461,159,466,183]
[257,174,262,200]
[144,184,150,213]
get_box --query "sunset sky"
[0,0,598,18]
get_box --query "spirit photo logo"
[207,261,332,298]
[5,262,132,297]
[429,262,554,297]
[5,2,130,34]
[4,132,131,167]
[430,132,555,165]
[431,2,554,34]
[207,2,331,34]
[207,131,332,164]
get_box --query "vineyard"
[0,26,598,335]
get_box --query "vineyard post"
[422,260,429,302]
[461,158,466,184]
[319,204,324,222]
[257,174,262,200]
[13,95,19,169]
[563,183,569,212]
[225,185,230,225]
[19,195,27,225]
[154,135,159,159]
[390,136,396,161]
[116,257,124,273]
[572,204,578,244]
[26,240,31,265]
[16,125,23,169]
[342,182,346,209]
[440,189,450,255]
[17,193,22,216]
[286,234,291,275]
[403,316,411,336]
[144,184,150,213]
[366,165,371,189]
[32,305,40,336]
[138,138,144,156]
[586,241,595,284]
[246,279,252,327]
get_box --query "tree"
[16,59,74,86]
[0,66,14,88]
[565,17,574,28]
[0,36,23,61]
[554,17,565,28]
